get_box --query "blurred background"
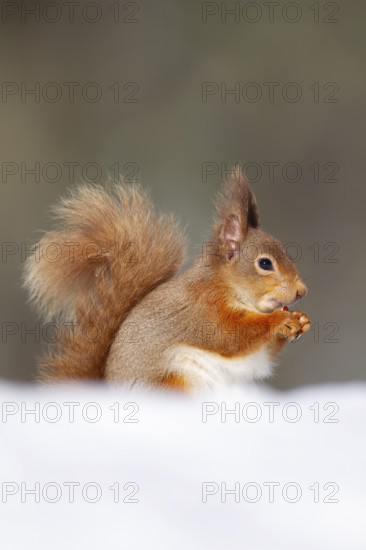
[0,0,364,388]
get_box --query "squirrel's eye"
[258,257,274,271]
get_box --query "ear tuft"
[213,166,260,246]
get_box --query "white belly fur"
[167,345,274,390]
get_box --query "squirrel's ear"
[213,167,260,247]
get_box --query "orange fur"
[182,277,298,358]
[155,372,191,392]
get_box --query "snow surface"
[0,381,365,549]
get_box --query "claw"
[290,333,302,343]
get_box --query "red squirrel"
[24,168,310,391]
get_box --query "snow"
[0,381,365,549]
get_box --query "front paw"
[275,310,311,342]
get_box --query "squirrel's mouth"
[266,298,283,310]
[234,292,286,314]
[255,297,283,314]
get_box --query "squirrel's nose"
[296,283,308,301]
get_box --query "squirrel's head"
[210,167,307,314]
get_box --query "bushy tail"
[24,181,186,380]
